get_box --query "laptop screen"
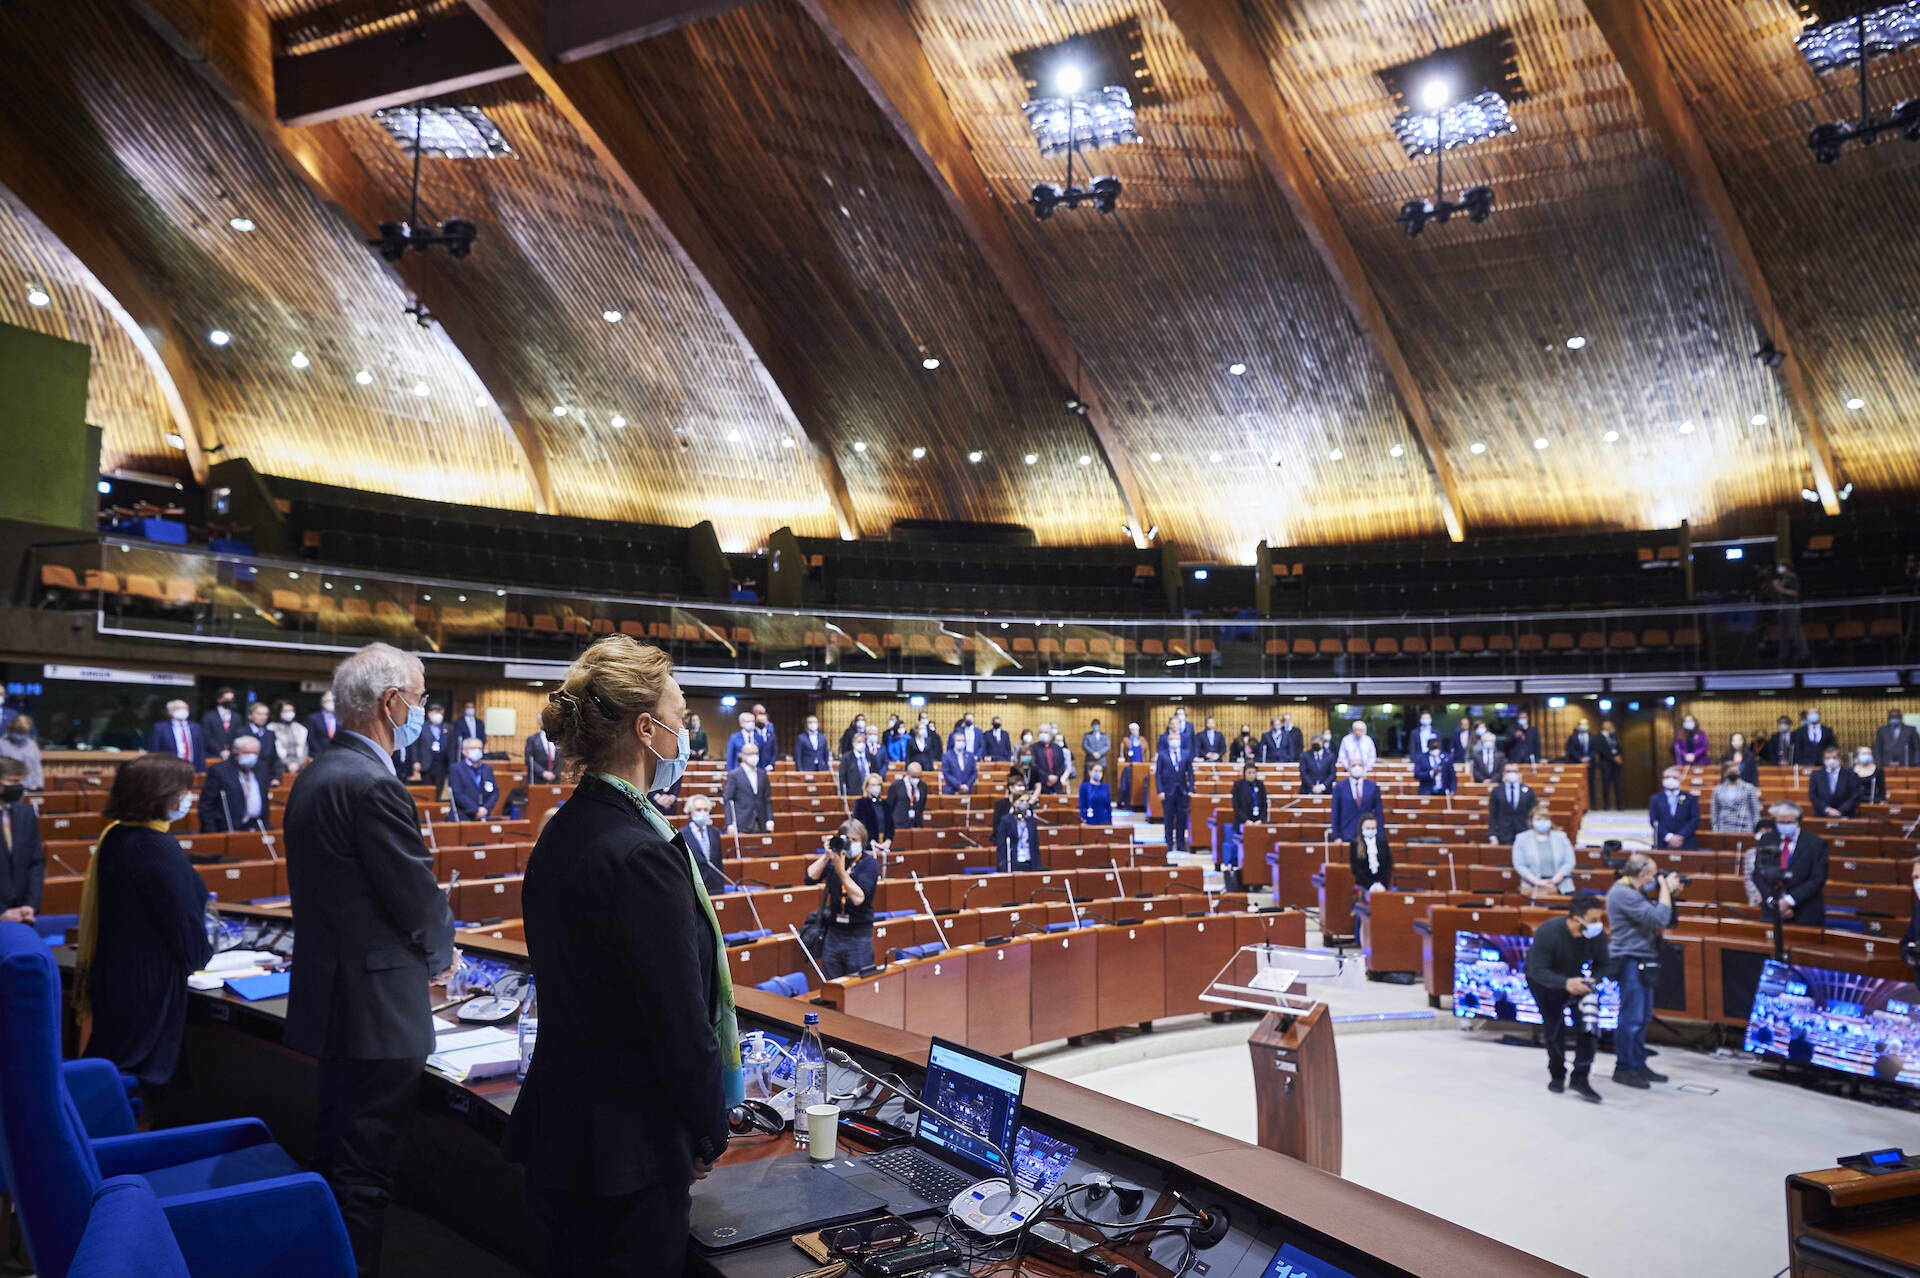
[915,1038,1026,1179]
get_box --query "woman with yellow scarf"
[75,753,212,1093]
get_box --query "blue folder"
[223,971,292,1001]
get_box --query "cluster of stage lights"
[1024,63,1131,218]
[1396,78,1500,236]
[1800,2,1920,161]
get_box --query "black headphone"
[727,1099,786,1137]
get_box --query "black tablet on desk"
[689,1155,887,1251]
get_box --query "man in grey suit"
[1468,731,1508,783]
[284,643,454,1278]
[723,743,773,834]
[524,726,564,786]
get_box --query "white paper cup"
[805,1103,840,1160]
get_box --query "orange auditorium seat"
[1317,638,1341,656]
[1374,636,1400,655]
[1608,631,1636,650]
[1577,631,1605,650]
[1265,638,1287,656]
[1037,637,1063,657]
[908,633,934,655]
[1641,628,1671,647]
[1487,634,1515,653]
[621,621,648,638]
[1672,627,1701,648]
[1123,638,1141,655]
[675,623,702,641]
[883,633,905,652]
[41,564,82,591]
[1142,638,1165,656]
[1063,637,1088,657]
[1831,620,1865,642]
[731,627,755,645]
[1544,633,1572,651]
[1011,636,1036,655]
[1400,635,1427,654]
[1869,618,1901,639]
[125,575,166,602]
[270,589,302,617]
[1801,622,1831,643]
[532,614,561,635]
[803,630,827,648]
[1345,637,1368,655]
[1429,635,1455,654]
[1458,634,1486,653]
[1192,638,1216,655]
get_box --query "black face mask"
[0,784,23,805]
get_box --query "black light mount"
[368,103,481,264]
[1397,111,1494,236]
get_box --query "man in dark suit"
[1448,720,1475,763]
[1330,765,1385,842]
[906,719,942,771]
[1876,710,1920,767]
[283,643,453,1278]
[724,711,759,774]
[837,714,869,756]
[1,759,43,924]
[1031,730,1067,794]
[889,763,929,830]
[994,792,1040,871]
[202,687,241,760]
[1298,735,1336,795]
[1229,763,1267,873]
[1197,716,1227,762]
[307,691,341,757]
[525,727,563,786]
[1156,726,1193,853]
[454,701,485,753]
[1565,718,1597,801]
[1790,710,1835,767]
[1413,741,1456,795]
[200,735,270,833]
[1468,732,1508,784]
[982,715,1012,763]
[941,746,978,796]
[948,713,981,760]
[448,739,500,819]
[1594,720,1624,808]
[1506,713,1542,765]
[1752,800,1827,929]
[1488,765,1536,845]
[148,700,207,773]
[1410,711,1443,758]
[839,731,881,796]
[1167,709,1195,757]
[1648,767,1700,850]
[751,704,778,769]
[794,715,833,772]
[1809,747,1862,818]
[722,744,772,834]
[407,702,453,795]
[681,794,728,895]
[236,701,284,785]
[1761,715,1796,766]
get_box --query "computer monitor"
[915,1038,1026,1178]
[1450,932,1620,1029]
[1743,959,1920,1088]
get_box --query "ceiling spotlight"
[1678,421,1694,434]
[1801,488,1821,503]
[1208,451,1222,463]
[1077,454,1092,465]
[553,405,568,417]
[852,440,867,452]
[1469,441,1487,454]
[1023,452,1038,465]
[1389,444,1405,458]
[1328,448,1343,461]
[1533,437,1548,449]
[412,381,430,397]
[26,286,51,307]
[1055,63,1084,94]
[611,415,627,429]
[1603,430,1620,442]
[1751,413,1767,426]
[290,351,310,369]
[1846,397,1866,410]
[1149,451,1162,462]
[208,329,231,346]
[474,393,489,407]
[922,356,940,370]
[164,433,185,449]
[602,309,622,323]
[228,217,256,232]
[1565,336,1586,349]
[780,436,794,447]
[354,369,373,385]
[1753,340,1787,368]
[1839,481,1855,500]
[1227,362,1247,376]
[727,429,743,442]
[1420,78,1453,111]
[968,450,984,463]
[911,446,927,459]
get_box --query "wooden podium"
[1248,1003,1342,1174]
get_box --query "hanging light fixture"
[1800,3,1920,161]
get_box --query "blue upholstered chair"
[68,1174,353,1278]
[891,942,944,962]
[0,922,353,1278]
[754,971,809,997]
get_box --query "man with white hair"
[284,643,454,1277]
[146,698,206,771]
[682,793,727,893]
[1335,720,1376,771]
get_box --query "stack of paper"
[426,1026,521,1081]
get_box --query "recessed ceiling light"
[290,351,310,369]
[1678,420,1694,434]
[1227,362,1247,376]
[97,480,112,494]
[228,217,256,232]
[968,450,983,463]
[1750,413,1767,426]
[1328,448,1343,461]
[1565,336,1586,350]
[1532,437,1548,450]
[412,381,430,397]
[922,357,940,370]
[1149,451,1162,462]
[1208,452,1222,463]
[26,287,50,307]
[553,405,568,417]
[1389,444,1405,458]
[1077,454,1091,465]
[1055,63,1084,94]
[602,309,622,323]
[1419,77,1451,110]
[727,429,742,442]
[1846,397,1865,410]
[1603,430,1620,443]
[208,329,231,346]
[164,433,185,449]
[1023,452,1038,465]
[474,393,489,407]
[852,440,867,452]
[610,415,626,429]
[911,446,926,459]
[354,368,373,385]
[781,436,795,448]
[1468,442,1486,454]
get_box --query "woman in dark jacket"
[687,712,709,761]
[77,753,210,1091]
[1348,815,1394,893]
[1720,732,1760,786]
[851,770,895,852]
[504,637,736,1277]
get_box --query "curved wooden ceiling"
[1,0,1914,557]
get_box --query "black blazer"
[794,731,834,772]
[201,706,243,757]
[1790,725,1836,767]
[1752,828,1829,929]
[852,794,894,846]
[504,775,731,1195]
[721,767,771,831]
[1231,778,1268,825]
[1809,767,1863,818]
[1720,750,1760,786]
[1349,833,1394,892]
[282,734,454,1060]
[233,725,283,785]
[407,721,454,779]
[305,710,340,756]
[1298,749,1336,794]
[83,824,212,1086]
[1505,725,1542,764]
[838,748,881,796]
[1196,729,1228,760]
[1,802,43,912]
[525,731,565,784]
[681,820,728,896]
[199,759,271,832]
[994,811,1040,872]
[889,776,928,829]
[1488,782,1536,845]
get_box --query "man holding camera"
[1606,854,1680,1088]
[1524,891,1610,1102]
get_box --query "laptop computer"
[824,1037,1027,1216]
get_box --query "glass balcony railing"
[23,536,1920,680]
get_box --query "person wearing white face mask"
[1850,748,1887,807]
[200,735,271,834]
[1348,816,1393,894]
[853,771,894,852]
[74,752,211,1093]
[269,698,311,772]
[1752,799,1828,929]
[1511,804,1575,899]
[306,691,341,756]
[1648,767,1700,850]
[680,794,726,895]
[1790,708,1833,768]
[1523,892,1610,1102]
[806,818,880,978]
[448,738,500,819]
[1488,766,1535,845]
[722,744,772,835]
[1810,745,1863,818]
[147,698,207,772]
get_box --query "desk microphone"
[711,867,770,933]
[786,923,832,987]
[824,1048,1003,1155]
[908,872,947,953]
[48,850,80,876]
[958,878,992,909]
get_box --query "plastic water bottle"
[516,976,539,1082]
[203,893,222,953]
[793,1012,826,1149]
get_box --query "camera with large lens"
[1662,870,1690,889]
[1577,988,1601,1036]
[829,833,850,854]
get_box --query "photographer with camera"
[1523,891,1610,1102]
[804,819,880,979]
[1605,853,1681,1088]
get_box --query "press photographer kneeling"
[1606,853,1683,1089]
[1524,891,1609,1102]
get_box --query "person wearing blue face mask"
[1523,892,1610,1102]
[199,734,271,834]
[448,739,500,819]
[75,753,211,1096]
